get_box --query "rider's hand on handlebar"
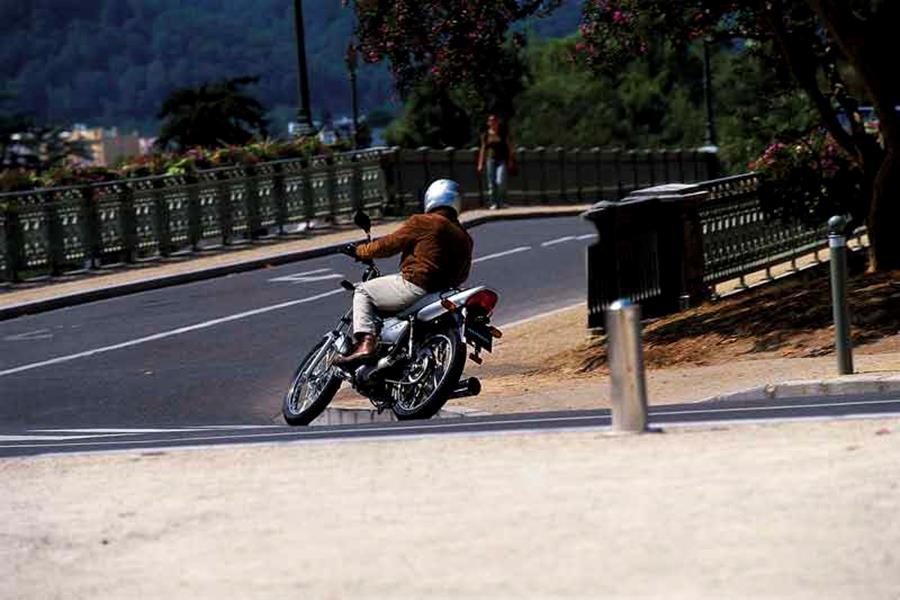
[340,242,358,260]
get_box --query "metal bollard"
[606,299,649,432]
[828,216,854,375]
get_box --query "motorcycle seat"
[381,289,459,320]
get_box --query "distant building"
[68,125,142,167]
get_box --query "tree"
[383,81,473,148]
[156,76,268,150]
[350,0,560,118]
[381,36,530,147]
[577,0,900,270]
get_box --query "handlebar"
[339,238,379,281]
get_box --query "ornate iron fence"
[0,149,387,282]
[585,175,850,328]
[697,173,828,288]
[385,146,719,212]
[1,145,718,283]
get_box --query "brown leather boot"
[333,333,376,367]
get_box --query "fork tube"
[301,334,335,378]
[407,316,415,357]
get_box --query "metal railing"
[698,173,828,288]
[1,149,387,282]
[585,174,859,328]
[387,146,719,212]
[1,145,719,283]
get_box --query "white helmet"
[423,179,462,215]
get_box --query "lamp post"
[701,38,718,150]
[345,41,360,150]
[292,0,315,137]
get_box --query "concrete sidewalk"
[0,205,589,320]
[3,418,898,598]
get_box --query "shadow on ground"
[547,263,900,374]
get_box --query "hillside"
[1,0,581,135]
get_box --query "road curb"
[311,405,491,426]
[0,208,587,321]
[699,374,900,403]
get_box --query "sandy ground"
[3,418,899,599]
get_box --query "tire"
[391,326,466,421]
[282,336,342,426]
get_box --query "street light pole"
[292,0,315,137]
[702,38,718,149]
[345,41,360,150]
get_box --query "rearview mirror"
[353,210,371,234]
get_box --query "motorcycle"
[282,210,502,425]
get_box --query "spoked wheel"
[282,336,342,425]
[390,328,465,421]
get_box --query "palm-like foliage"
[157,76,268,150]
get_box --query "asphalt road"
[1,392,898,458]
[0,216,596,428]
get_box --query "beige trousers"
[353,274,428,335]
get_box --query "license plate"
[465,322,493,352]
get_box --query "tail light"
[465,289,498,315]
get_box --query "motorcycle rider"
[334,179,474,367]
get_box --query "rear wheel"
[282,336,341,426]
[390,327,466,421]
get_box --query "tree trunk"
[867,146,900,270]
[806,0,900,271]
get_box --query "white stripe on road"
[472,246,532,263]
[268,268,344,284]
[576,234,597,241]
[0,289,345,378]
[3,397,899,452]
[0,434,130,442]
[540,236,576,247]
[652,397,900,417]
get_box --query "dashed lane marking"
[3,329,54,342]
[268,268,345,284]
[540,236,576,247]
[473,246,532,263]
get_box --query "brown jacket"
[355,211,473,292]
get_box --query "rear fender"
[415,286,490,323]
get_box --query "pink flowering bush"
[750,128,865,226]
[0,136,349,192]
[578,0,647,70]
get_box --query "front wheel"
[282,335,342,426]
[390,327,466,421]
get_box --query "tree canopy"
[578,0,900,269]
[156,77,268,150]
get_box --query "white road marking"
[269,268,344,284]
[3,329,54,342]
[576,234,598,241]
[4,397,899,452]
[0,289,345,378]
[0,434,132,442]
[473,246,532,263]
[31,426,281,434]
[540,236,576,247]
[33,428,210,434]
[651,397,900,417]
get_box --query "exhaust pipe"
[449,377,481,399]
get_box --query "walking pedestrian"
[477,114,516,210]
